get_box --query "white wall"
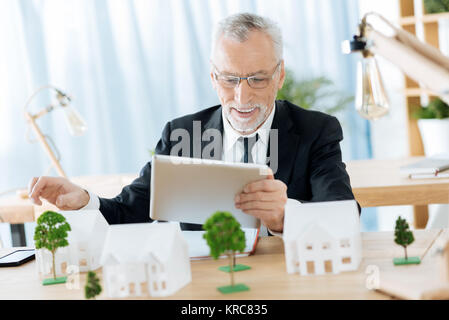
[358,0,413,231]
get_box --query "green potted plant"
[203,211,250,294]
[424,0,449,13]
[423,1,449,57]
[413,97,449,156]
[276,68,354,115]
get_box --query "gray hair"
[211,13,283,62]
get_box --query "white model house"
[100,222,191,298]
[283,200,362,276]
[35,210,109,278]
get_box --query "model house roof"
[296,224,334,243]
[283,200,360,241]
[59,210,109,243]
[100,222,184,265]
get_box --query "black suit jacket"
[99,100,359,228]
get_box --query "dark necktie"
[242,134,259,163]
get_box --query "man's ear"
[210,72,217,90]
[278,60,286,90]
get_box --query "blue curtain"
[0,0,376,230]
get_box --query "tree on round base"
[394,216,420,265]
[34,210,71,284]
[203,211,250,292]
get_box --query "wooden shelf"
[398,0,438,228]
[400,12,449,26]
[403,88,440,97]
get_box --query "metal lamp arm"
[345,12,449,104]
[23,85,68,178]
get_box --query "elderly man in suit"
[28,13,358,236]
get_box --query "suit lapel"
[269,101,300,184]
[203,106,224,133]
[201,106,224,159]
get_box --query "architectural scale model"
[283,200,362,275]
[35,210,109,279]
[100,222,191,298]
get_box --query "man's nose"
[234,79,253,105]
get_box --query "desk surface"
[0,229,444,300]
[347,157,449,207]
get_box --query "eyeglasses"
[212,61,282,89]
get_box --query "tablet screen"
[0,249,35,264]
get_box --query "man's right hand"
[28,176,90,211]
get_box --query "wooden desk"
[347,157,449,229]
[347,157,449,207]
[0,229,444,300]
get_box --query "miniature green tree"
[393,216,421,265]
[34,210,71,284]
[85,271,102,300]
[203,211,250,294]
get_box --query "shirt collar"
[222,103,276,152]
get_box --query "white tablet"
[150,154,270,228]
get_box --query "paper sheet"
[183,228,259,260]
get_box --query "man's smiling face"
[211,30,285,135]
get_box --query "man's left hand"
[234,169,287,233]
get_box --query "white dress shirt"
[222,104,275,166]
[82,104,299,237]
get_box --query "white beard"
[224,102,268,134]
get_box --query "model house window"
[324,260,333,273]
[141,282,147,295]
[119,285,127,294]
[151,265,156,273]
[306,243,313,250]
[153,281,158,291]
[340,238,351,248]
[342,257,352,264]
[306,261,315,274]
[162,281,166,290]
[129,283,135,295]
[78,243,87,253]
[61,262,67,274]
[322,242,331,250]
[79,258,87,266]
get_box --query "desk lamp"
[342,12,449,120]
[23,85,87,178]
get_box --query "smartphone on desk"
[0,249,35,267]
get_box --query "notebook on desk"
[409,169,449,179]
[400,157,449,177]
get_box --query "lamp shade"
[62,105,88,136]
[355,55,390,120]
